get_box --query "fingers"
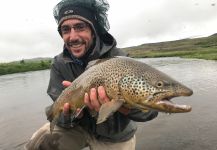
[89,88,100,111]
[84,86,110,112]
[84,92,94,110]
[97,86,110,104]
[63,103,70,116]
[62,81,72,87]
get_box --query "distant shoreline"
[0,53,216,76]
[0,59,52,76]
[126,49,217,61]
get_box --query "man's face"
[60,19,94,58]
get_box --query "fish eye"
[156,81,164,87]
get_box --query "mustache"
[66,39,85,47]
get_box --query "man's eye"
[74,24,86,31]
[60,23,88,34]
[61,26,71,33]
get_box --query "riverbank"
[0,59,51,76]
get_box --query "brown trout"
[48,57,193,132]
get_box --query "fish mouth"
[145,88,193,113]
[153,97,192,113]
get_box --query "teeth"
[70,44,82,48]
[68,42,83,48]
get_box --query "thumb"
[62,80,72,87]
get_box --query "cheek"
[62,35,69,43]
[85,33,94,46]
[82,31,93,40]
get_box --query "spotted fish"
[48,57,193,133]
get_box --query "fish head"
[145,76,193,113]
[119,69,193,113]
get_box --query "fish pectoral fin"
[97,99,124,124]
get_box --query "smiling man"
[61,19,94,57]
[25,0,158,150]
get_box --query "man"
[25,0,158,149]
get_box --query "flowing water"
[0,57,216,150]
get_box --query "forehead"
[61,18,86,26]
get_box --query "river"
[0,57,216,150]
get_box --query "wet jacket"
[46,33,158,142]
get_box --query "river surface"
[0,57,217,150]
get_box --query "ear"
[57,25,63,37]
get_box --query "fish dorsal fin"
[85,58,110,70]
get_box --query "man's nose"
[69,29,79,41]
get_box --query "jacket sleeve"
[47,57,65,101]
[127,109,158,122]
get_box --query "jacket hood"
[93,31,117,58]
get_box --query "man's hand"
[84,86,130,115]
[84,86,110,112]
[62,80,130,118]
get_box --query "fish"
[47,57,193,133]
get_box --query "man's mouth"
[67,40,85,49]
[69,43,83,48]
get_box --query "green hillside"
[122,33,217,60]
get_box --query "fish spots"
[93,78,104,87]
[119,75,157,102]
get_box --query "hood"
[90,31,117,59]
